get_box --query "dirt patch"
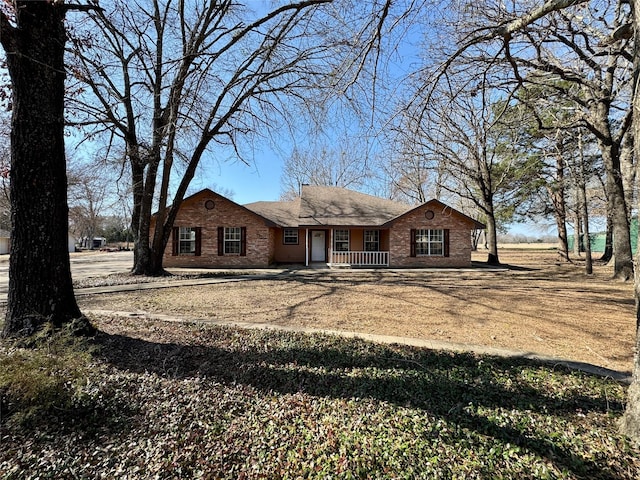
[78,249,636,373]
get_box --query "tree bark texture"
[483,206,500,266]
[598,140,633,280]
[577,133,592,274]
[1,2,82,336]
[620,0,640,443]
[578,179,592,274]
[600,216,614,263]
[547,156,569,261]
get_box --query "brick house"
[159,185,484,268]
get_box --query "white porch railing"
[329,250,389,267]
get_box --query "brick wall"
[161,190,273,268]
[389,204,474,268]
[273,228,305,263]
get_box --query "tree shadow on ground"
[472,261,538,272]
[93,325,626,478]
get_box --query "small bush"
[0,325,94,426]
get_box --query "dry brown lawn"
[79,249,636,373]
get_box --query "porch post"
[305,228,309,266]
[329,228,333,266]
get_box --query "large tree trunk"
[1,2,84,336]
[597,128,633,280]
[483,206,500,266]
[129,154,145,268]
[132,241,165,276]
[555,213,569,261]
[620,0,640,443]
[131,142,161,275]
[620,131,635,222]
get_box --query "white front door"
[311,230,326,262]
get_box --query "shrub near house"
[156,186,484,268]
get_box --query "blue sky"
[63,0,559,239]
[191,151,559,239]
[190,150,285,204]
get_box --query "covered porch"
[304,227,390,268]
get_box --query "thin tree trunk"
[581,200,593,274]
[577,132,592,274]
[548,155,569,261]
[573,209,582,257]
[1,2,86,336]
[601,216,614,263]
[577,173,592,274]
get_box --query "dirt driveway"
[79,249,636,373]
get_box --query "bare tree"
[399,77,537,265]
[280,142,370,200]
[574,130,593,273]
[505,85,603,265]
[428,0,633,278]
[69,0,394,275]
[67,158,112,248]
[424,0,640,445]
[378,113,449,205]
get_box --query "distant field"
[495,242,559,249]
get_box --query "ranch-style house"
[158,185,485,268]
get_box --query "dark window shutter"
[172,227,179,256]
[240,227,247,256]
[217,227,224,256]
[444,229,450,257]
[194,227,202,256]
[410,229,416,257]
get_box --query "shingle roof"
[244,185,411,227]
[243,185,484,229]
[243,199,301,227]
[297,185,410,226]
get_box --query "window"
[179,227,196,254]
[224,227,242,254]
[414,229,444,256]
[283,228,299,245]
[172,227,201,256]
[217,226,246,256]
[333,229,350,251]
[364,230,379,251]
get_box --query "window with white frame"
[283,228,299,245]
[224,227,242,254]
[179,227,197,255]
[415,229,444,256]
[364,230,379,251]
[333,229,349,251]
